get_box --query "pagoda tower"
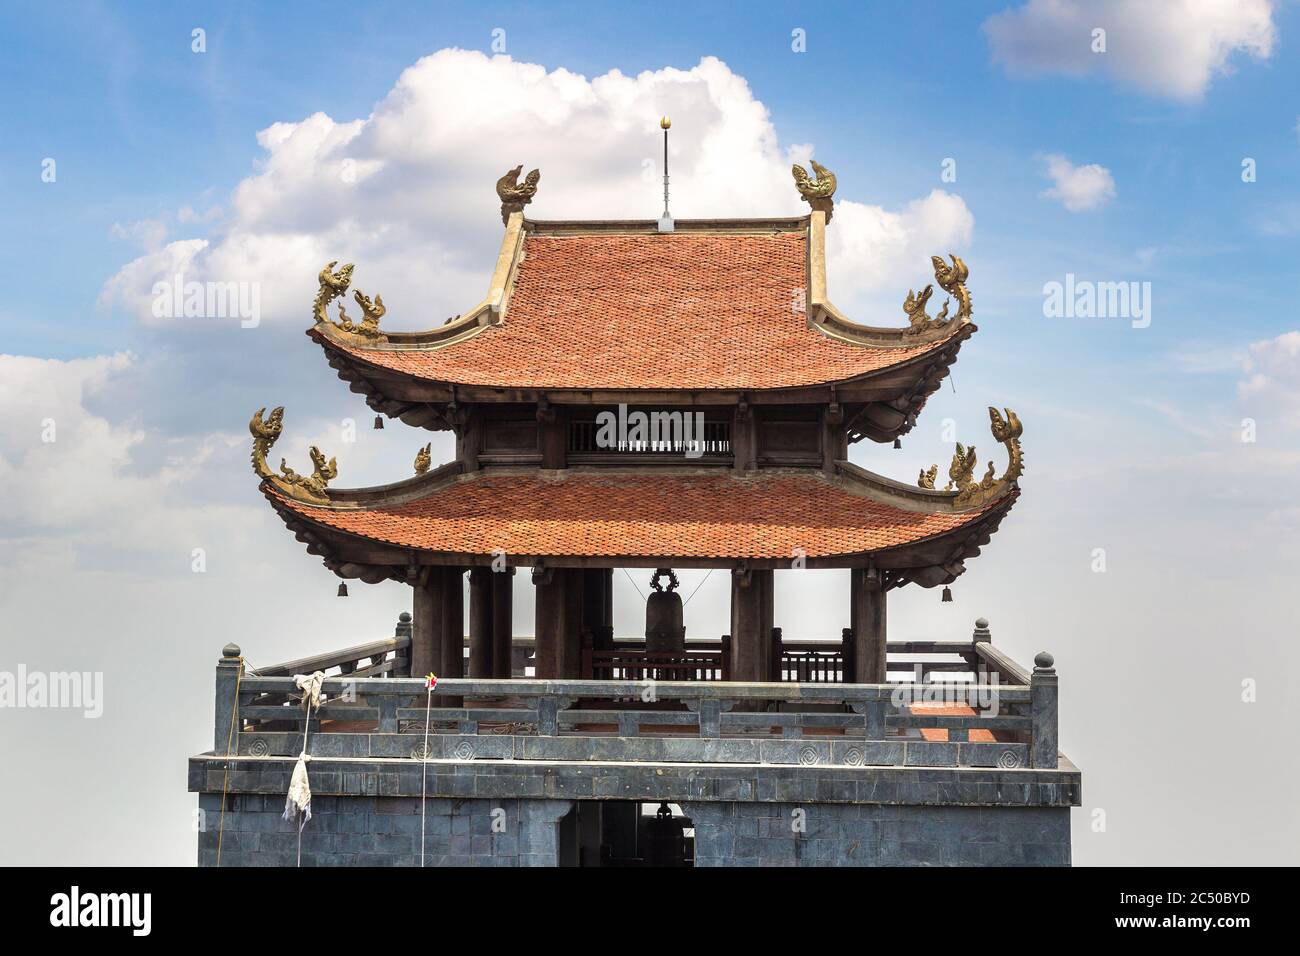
[196,152,1080,869]
[248,158,1025,686]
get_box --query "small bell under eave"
[337,582,349,597]
[373,415,384,429]
[893,438,901,449]
[941,586,952,603]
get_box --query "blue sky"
[2,1,1298,865]
[5,0,1298,362]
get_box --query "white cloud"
[984,0,1276,100]
[1239,330,1300,426]
[1040,154,1115,211]
[97,51,973,331]
[826,190,974,301]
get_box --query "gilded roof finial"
[249,406,337,505]
[313,261,387,343]
[926,407,1024,508]
[496,164,540,225]
[414,443,432,475]
[658,117,674,233]
[792,160,836,221]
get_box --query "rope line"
[619,567,647,603]
[420,685,433,867]
[682,569,715,608]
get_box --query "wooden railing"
[582,646,729,681]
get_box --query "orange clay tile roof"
[325,231,958,391]
[268,470,998,560]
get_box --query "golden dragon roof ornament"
[918,407,1024,509]
[496,164,540,224]
[250,406,337,505]
[792,160,836,221]
[414,443,432,475]
[903,254,972,336]
[312,261,387,344]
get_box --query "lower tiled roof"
[268,470,1001,561]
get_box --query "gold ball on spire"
[660,116,671,130]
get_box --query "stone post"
[214,643,243,753]
[971,616,991,682]
[1030,651,1059,769]
[394,611,413,677]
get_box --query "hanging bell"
[373,415,384,429]
[893,438,901,449]
[941,586,952,603]
[337,582,349,597]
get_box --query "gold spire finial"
[660,115,671,130]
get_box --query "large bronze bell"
[645,568,685,654]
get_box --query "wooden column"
[755,569,774,681]
[851,567,887,683]
[582,568,614,651]
[411,570,444,680]
[533,566,560,679]
[468,567,493,678]
[559,568,584,679]
[491,568,515,678]
[730,568,764,682]
[440,567,465,680]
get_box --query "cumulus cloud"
[97,51,973,332]
[1039,154,1115,211]
[1239,330,1300,427]
[984,0,1276,100]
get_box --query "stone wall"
[684,802,1070,867]
[196,794,572,867]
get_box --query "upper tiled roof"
[319,228,961,391]
[267,469,1006,562]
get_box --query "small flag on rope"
[426,673,438,690]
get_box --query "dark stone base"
[684,802,1071,866]
[196,794,571,867]
[197,792,1070,867]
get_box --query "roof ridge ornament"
[792,160,836,221]
[249,406,337,505]
[312,261,387,343]
[904,254,971,336]
[414,443,432,475]
[497,164,540,224]
[922,407,1024,508]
